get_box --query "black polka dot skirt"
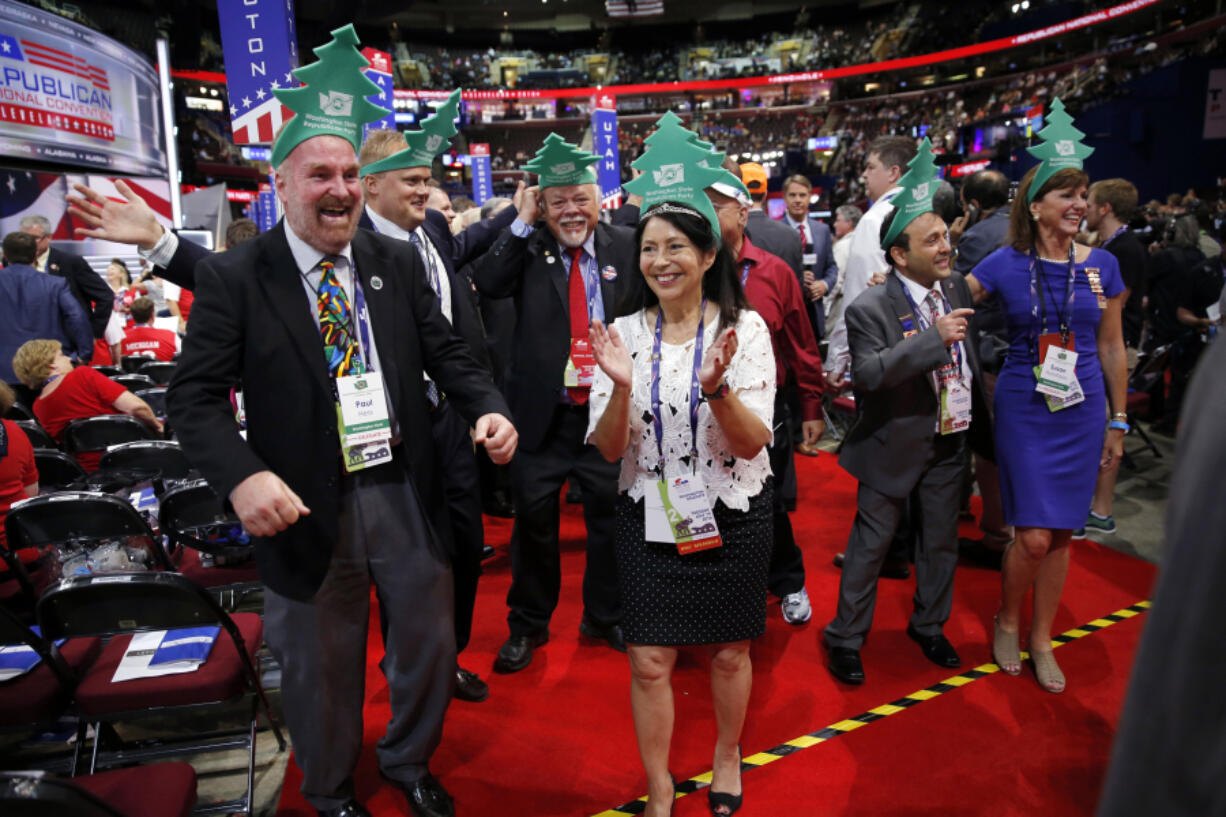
[615,480,773,646]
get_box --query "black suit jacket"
[166,222,509,601]
[46,248,112,338]
[473,220,637,450]
[155,234,213,291]
[838,271,992,498]
[745,209,803,279]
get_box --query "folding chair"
[32,450,87,491]
[119,356,153,375]
[111,374,158,392]
[136,361,177,387]
[98,441,194,480]
[3,402,34,422]
[1121,344,1170,467]
[90,366,123,378]
[158,480,261,610]
[36,573,286,815]
[13,420,54,450]
[0,605,102,734]
[3,492,176,578]
[134,388,167,419]
[0,763,197,817]
[825,390,857,441]
[63,417,159,472]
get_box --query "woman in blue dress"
[967,164,1128,693]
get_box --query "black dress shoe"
[454,666,490,702]
[825,644,865,684]
[317,798,371,817]
[906,625,962,668]
[480,544,497,560]
[579,617,627,652]
[493,630,548,673]
[381,772,455,817]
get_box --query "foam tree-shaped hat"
[622,112,739,239]
[1025,98,1094,203]
[270,24,391,168]
[521,133,601,188]
[880,137,941,250]
[359,89,463,177]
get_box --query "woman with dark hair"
[587,202,774,817]
[967,136,1128,693]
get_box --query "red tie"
[566,248,589,405]
[797,221,808,247]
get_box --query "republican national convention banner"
[217,0,299,145]
[591,92,622,210]
[0,0,166,175]
[470,143,492,206]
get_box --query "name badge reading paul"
[336,372,393,472]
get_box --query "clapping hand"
[589,319,633,388]
[699,327,738,392]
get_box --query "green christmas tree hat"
[880,137,941,250]
[622,112,744,239]
[271,24,391,168]
[521,133,601,188]
[1025,98,1094,203]
[359,89,463,177]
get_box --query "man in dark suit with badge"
[167,26,517,817]
[19,214,113,338]
[823,140,992,686]
[356,92,524,704]
[474,133,636,673]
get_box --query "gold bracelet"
[1111,411,1128,420]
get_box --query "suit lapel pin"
[545,253,556,264]
[601,265,618,281]
[370,276,384,290]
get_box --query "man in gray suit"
[823,143,991,685]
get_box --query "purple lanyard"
[1028,244,1077,362]
[1101,226,1127,248]
[650,300,706,472]
[740,260,752,288]
[352,274,376,373]
[899,282,962,374]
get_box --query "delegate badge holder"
[1033,344,1084,412]
[644,474,723,555]
[937,364,972,435]
[336,372,393,473]
[563,337,597,389]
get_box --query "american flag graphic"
[0,171,172,241]
[606,0,664,18]
[229,71,297,145]
[16,37,110,90]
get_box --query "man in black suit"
[356,112,520,703]
[166,26,517,817]
[19,214,113,337]
[473,133,636,673]
[779,173,840,341]
[823,144,991,686]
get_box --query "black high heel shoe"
[708,746,743,816]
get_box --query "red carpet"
[275,454,1156,816]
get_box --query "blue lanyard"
[1028,244,1076,362]
[352,274,376,373]
[740,260,752,288]
[650,300,706,472]
[899,281,962,374]
[1101,226,1128,248]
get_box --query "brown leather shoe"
[794,442,821,457]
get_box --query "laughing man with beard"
[474,133,638,673]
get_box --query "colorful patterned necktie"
[316,257,362,377]
[566,248,589,405]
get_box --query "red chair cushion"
[73,762,197,817]
[0,637,102,727]
[173,548,262,589]
[73,612,263,717]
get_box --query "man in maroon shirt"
[707,180,826,625]
[120,297,180,361]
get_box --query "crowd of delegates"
[3,21,1223,816]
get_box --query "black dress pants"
[767,390,806,597]
[505,403,620,636]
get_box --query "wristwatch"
[702,381,731,400]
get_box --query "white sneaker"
[781,588,812,624]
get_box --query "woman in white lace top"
[587,202,775,817]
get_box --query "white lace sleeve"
[584,314,639,447]
[725,310,776,432]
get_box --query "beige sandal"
[1030,649,1066,693]
[992,616,1022,676]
